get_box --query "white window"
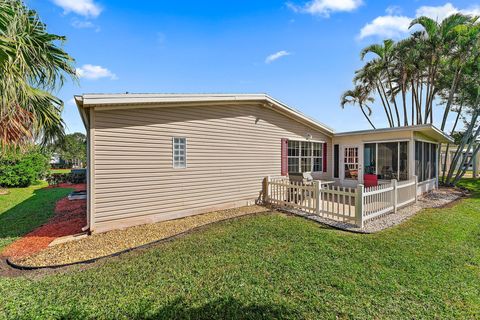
[173,137,186,168]
[287,140,323,173]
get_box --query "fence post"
[414,175,418,203]
[392,179,398,213]
[263,176,270,204]
[314,180,321,214]
[355,184,364,228]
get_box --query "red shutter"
[323,143,327,172]
[281,138,288,176]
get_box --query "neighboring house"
[75,94,452,233]
[50,153,61,165]
[441,144,480,178]
[50,152,84,169]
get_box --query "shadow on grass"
[0,187,72,249]
[56,297,300,320]
[458,178,480,197]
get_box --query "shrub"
[0,149,50,188]
[46,169,86,186]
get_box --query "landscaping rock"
[14,205,269,267]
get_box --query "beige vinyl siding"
[91,104,332,232]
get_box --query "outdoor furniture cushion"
[364,174,378,187]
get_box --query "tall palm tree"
[341,86,376,129]
[409,13,471,124]
[354,60,394,127]
[0,0,76,149]
[360,39,401,126]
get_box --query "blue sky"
[27,0,479,134]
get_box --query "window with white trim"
[173,137,186,168]
[287,140,323,173]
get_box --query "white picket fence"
[361,179,417,226]
[264,176,418,228]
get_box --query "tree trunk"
[445,108,479,184]
[360,105,376,129]
[441,67,461,130]
[378,79,395,126]
[377,87,393,127]
[453,142,480,184]
[402,89,408,126]
[441,104,463,183]
[385,70,401,126]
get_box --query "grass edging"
[6,211,273,271]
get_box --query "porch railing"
[264,176,419,228]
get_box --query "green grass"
[0,181,480,319]
[0,182,72,250]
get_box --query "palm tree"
[360,39,401,126]
[0,0,76,149]
[409,13,471,124]
[341,86,376,129]
[354,60,394,127]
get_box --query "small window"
[173,137,186,168]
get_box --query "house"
[75,93,453,233]
[441,144,480,179]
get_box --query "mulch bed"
[1,184,87,259]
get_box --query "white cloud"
[71,19,100,32]
[416,3,480,21]
[52,0,102,18]
[359,15,411,39]
[385,5,402,16]
[288,0,363,17]
[76,64,117,80]
[265,51,291,64]
[359,3,480,40]
[71,20,94,29]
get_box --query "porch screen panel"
[423,143,431,181]
[431,144,437,179]
[399,142,408,181]
[416,141,438,182]
[415,141,423,181]
[377,142,398,180]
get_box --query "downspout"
[75,96,91,233]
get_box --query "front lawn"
[0,180,479,319]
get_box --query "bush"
[46,169,86,186]
[0,149,50,188]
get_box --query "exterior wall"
[417,178,436,195]
[332,131,414,187]
[441,145,480,178]
[90,103,332,232]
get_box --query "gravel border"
[10,205,269,268]
[274,187,467,233]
